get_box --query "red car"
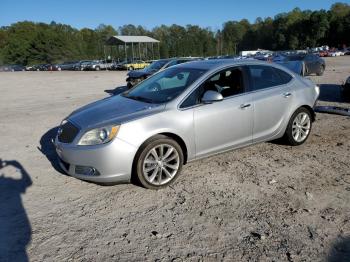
[319,50,328,57]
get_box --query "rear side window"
[248,65,292,91]
[275,68,293,83]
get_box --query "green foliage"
[0,2,349,65]
[0,21,118,65]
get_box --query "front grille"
[58,121,80,143]
[75,166,100,176]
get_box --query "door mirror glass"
[201,90,223,104]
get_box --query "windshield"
[146,60,171,71]
[123,67,207,104]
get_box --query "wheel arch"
[279,104,315,139]
[131,131,188,167]
[130,132,189,184]
[158,132,188,164]
[300,105,315,122]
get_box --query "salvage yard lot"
[0,57,349,261]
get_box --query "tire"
[316,65,325,76]
[95,66,100,71]
[133,135,184,190]
[128,66,134,71]
[283,107,312,146]
[301,63,306,76]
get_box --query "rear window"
[248,65,292,90]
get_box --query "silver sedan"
[54,60,319,189]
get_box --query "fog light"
[75,166,100,176]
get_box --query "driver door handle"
[283,92,292,98]
[240,103,251,109]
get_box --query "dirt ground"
[0,57,349,262]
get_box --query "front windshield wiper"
[123,94,156,104]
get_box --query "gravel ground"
[0,57,349,262]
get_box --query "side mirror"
[201,90,223,104]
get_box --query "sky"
[0,0,346,31]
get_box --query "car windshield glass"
[147,60,171,71]
[123,67,207,104]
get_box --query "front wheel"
[301,63,306,76]
[283,107,312,146]
[134,135,184,189]
[316,65,325,76]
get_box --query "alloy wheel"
[292,112,311,143]
[142,144,180,185]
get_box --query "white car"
[328,51,342,57]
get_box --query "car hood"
[127,68,157,78]
[68,95,165,129]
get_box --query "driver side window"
[180,67,245,108]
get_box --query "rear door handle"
[240,103,251,109]
[283,92,292,98]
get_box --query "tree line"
[0,2,349,65]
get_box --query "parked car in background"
[254,52,273,61]
[74,60,93,71]
[327,48,344,57]
[54,59,319,189]
[84,60,113,71]
[26,64,59,71]
[57,61,79,71]
[319,50,329,57]
[274,53,325,76]
[0,64,25,72]
[111,60,129,70]
[122,60,150,70]
[126,58,199,87]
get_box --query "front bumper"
[54,137,138,183]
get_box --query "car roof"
[176,59,266,70]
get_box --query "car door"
[181,66,254,158]
[247,64,294,143]
[304,54,316,74]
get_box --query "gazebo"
[105,35,160,62]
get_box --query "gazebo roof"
[106,35,160,45]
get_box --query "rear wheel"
[128,66,134,71]
[134,135,184,189]
[316,65,325,76]
[283,107,312,146]
[95,66,100,71]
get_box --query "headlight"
[78,126,119,146]
[60,119,68,126]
